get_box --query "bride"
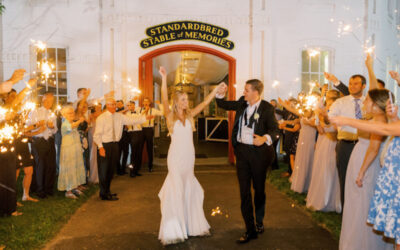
[158,66,223,245]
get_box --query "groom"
[216,80,279,244]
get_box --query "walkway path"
[45,166,338,250]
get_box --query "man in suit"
[93,98,152,201]
[216,80,279,244]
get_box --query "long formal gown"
[158,119,210,245]
[306,126,342,213]
[58,120,86,191]
[290,119,316,193]
[339,131,392,250]
[368,136,400,245]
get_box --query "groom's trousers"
[234,143,275,233]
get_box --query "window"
[301,49,330,92]
[36,48,67,104]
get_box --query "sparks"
[308,49,320,57]
[343,24,352,32]
[211,206,223,216]
[364,46,375,54]
[272,80,280,88]
[40,61,53,79]
[31,39,47,51]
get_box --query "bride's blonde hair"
[167,90,195,134]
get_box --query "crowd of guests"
[274,53,400,250]
[0,72,162,216]
[2,52,400,249]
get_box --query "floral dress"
[367,136,400,244]
[58,120,86,191]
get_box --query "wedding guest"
[0,139,18,216]
[278,97,317,193]
[291,111,316,193]
[326,73,367,208]
[365,53,386,90]
[58,105,86,199]
[0,69,25,94]
[76,99,90,181]
[88,104,102,184]
[139,97,164,172]
[126,100,143,177]
[389,71,400,87]
[330,72,400,250]
[279,99,300,180]
[27,92,57,198]
[339,89,394,250]
[116,100,131,175]
[73,88,88,109]
[270,99,282,170]
[3,80,39,203]
[93,98,150,201]
[306,90,341,213]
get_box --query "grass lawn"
[267,162,342,240]
[0,174,98,250]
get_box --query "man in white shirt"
[327,73,366,208]
[115,100,131,175]
[27,92,58,198]
[139,97,164,172]
[93,98,152,201]
[126,101,143,177]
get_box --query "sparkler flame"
[364,46,375,54]
[39,61,53,79]
[272,80,280,88]
[31,39,47,51]
[308,49,320,57]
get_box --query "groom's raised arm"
[215,82,242,111]
[215,95,243,111]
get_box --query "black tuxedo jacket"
[216,96,279,148]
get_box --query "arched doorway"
[138,44,236,164]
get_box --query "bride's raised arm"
[159,66,171,119]
[191,82,224,117]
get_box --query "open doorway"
[138,45,236,163]
[152,51,229,159]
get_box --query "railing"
[205,117,228,142]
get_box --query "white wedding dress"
[158,119,210,245]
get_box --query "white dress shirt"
[328,94,365,140]
[140,107,163,128]
[237,98,272,146]
[126,107,142,132]
[27,106,58,140]
[94,110,146,148]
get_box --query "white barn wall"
[0,0,399,104]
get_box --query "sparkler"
[272,80,280,88]
[30,39,47,51]
[364,46,375,54]
[307,49,320,57]
[272,80,281,98]
[38,61,54,79]
[211,206,229,218]
[130,86,142,96]
[102,74,109,82]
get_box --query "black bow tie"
[244,106,258,128]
